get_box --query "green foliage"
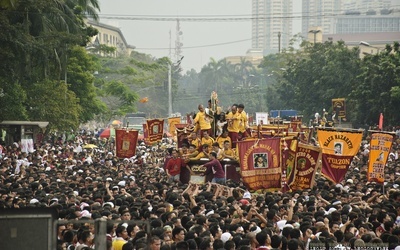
[0,0,100,131]
[25,80,81,131]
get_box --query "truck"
[123,112,146,133]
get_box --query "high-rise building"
[334,0,399,34]
[302,0,342,36]
[250,0,293,55]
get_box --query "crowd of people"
[2,104,400,250]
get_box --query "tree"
[350,42,400,127]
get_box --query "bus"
[123,112,146,133]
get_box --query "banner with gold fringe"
[115,129,138,158]
[317,129,362,183]
[287,143,321,191]
[237,138,281,191]
[367,132,394,183]
[146,119,164,144]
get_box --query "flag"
[146,119,164,144]
[168,117,181,136]
[317,129,363,183]
[115,129,138,158]
[237,138,281,191]
[367,132,394,183]
[143,124,149,145]
[281,137,298,192]
[175,124,195,149]
[378,113,383,130]
[287,143,321,191]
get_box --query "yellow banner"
[168,117,181,136]
[368,133,394,183]
[318,129,362,156]
[317,129,363,183]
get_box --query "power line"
[134,38,252,50]
[97,5,400,22]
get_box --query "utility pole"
[168,63,172,117]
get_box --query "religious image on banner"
[367,132,394,183]
[237,138,281,191]
[175,124,195,149]
[142,124,150,145]
[287,143,321,191]
[116,129,138,158]
[281,138,297,192]
[317,129,362,184]
[146,119,164,144]
[254,153,268,168]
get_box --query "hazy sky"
[98,0,302,72]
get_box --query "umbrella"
[83,144,98,149]
[112,120,122,125]
[99,127,115,138]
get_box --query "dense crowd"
[2,115,400,249]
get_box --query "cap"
[221,232,232,243]
[346,179,353,184]
[243,191,251,199]
[30,198,39,204]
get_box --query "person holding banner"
[199,152,225,184]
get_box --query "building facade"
[251,0,293,55]
[302,0,342,36]
[86,20,135,57]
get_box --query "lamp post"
[309,30,321,45]
[359,41,380,54]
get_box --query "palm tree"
[235,57,254,87]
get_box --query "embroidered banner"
[115,129,138,158]
[237,138,281,191]
[368,132,394,183]
[287,143,321,191]
[146,119,164,144]
[317,129,362,183]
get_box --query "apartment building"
[250,0,293,55]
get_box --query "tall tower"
[302,0,342,36]
[174,19,183,63]
[251,0,293,55]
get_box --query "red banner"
[317,129,363,183]
[287,143,321,191]
[368,132,394,183]
[116,129,138,158]
[237,138,281,191]
[175,124,195,149]
[145,119,164,144]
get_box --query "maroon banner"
[287,143,321,191]
[116,129,138,158]
[237,138,281,191]
[317,129,363,184]
[175,124,195,149]
[146,119,164,144]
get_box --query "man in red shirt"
[166,149,184,184]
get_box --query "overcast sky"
[98,0,302,72]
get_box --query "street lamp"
[309,30,321,44]
[359,41,380,53]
